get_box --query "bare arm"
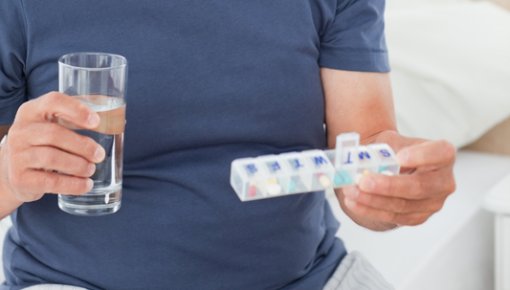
[322,68,456,231]
[322,69,396,146]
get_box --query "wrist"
[0,135,23,214]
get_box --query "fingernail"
[343,186,359,198]
[87,113,100,127]
[94,146,105,162]
[87,164,96,176]
[397,150,410,164]
[86,179,94,191]
[359,177,375,192]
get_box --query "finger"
[21,147,96,178]
[343,197,433,226]
[343,187,445,214]
[397,140,456,169]
[16,92,100,130]
[22,122,105,163]
[357,171,456,199]
[12,170,93,196]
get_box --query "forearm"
[321,68,399,230]
[321,68,397,147]
[0,126,22,219]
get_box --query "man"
[0,0,455,289]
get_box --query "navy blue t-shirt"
[0,1,389,289]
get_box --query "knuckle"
[16,102,32,118]
[78,103,92,118]
[43,91,61,104]
[65,97,90,120]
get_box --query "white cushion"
[386,2,510,147]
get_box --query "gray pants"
[324,251,395,290]
[23,252,393,290]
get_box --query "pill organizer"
[230,132,400,201]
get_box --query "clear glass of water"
[58,52,127,216]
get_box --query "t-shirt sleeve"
[319,0,390,72]
[0,0,28,125]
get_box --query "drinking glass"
[58,52,127,216]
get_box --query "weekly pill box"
[230,133,400,201]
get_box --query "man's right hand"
[0,92,105,204]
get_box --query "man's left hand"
[337,130,457,231]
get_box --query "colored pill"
[248,185,257,197]
[267,184,282,195]
[318,174,331,187]
[265,178,281,195]
[288,180,296,192]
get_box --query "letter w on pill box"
[230,132,400,201]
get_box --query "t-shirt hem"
[319,48,390,73]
